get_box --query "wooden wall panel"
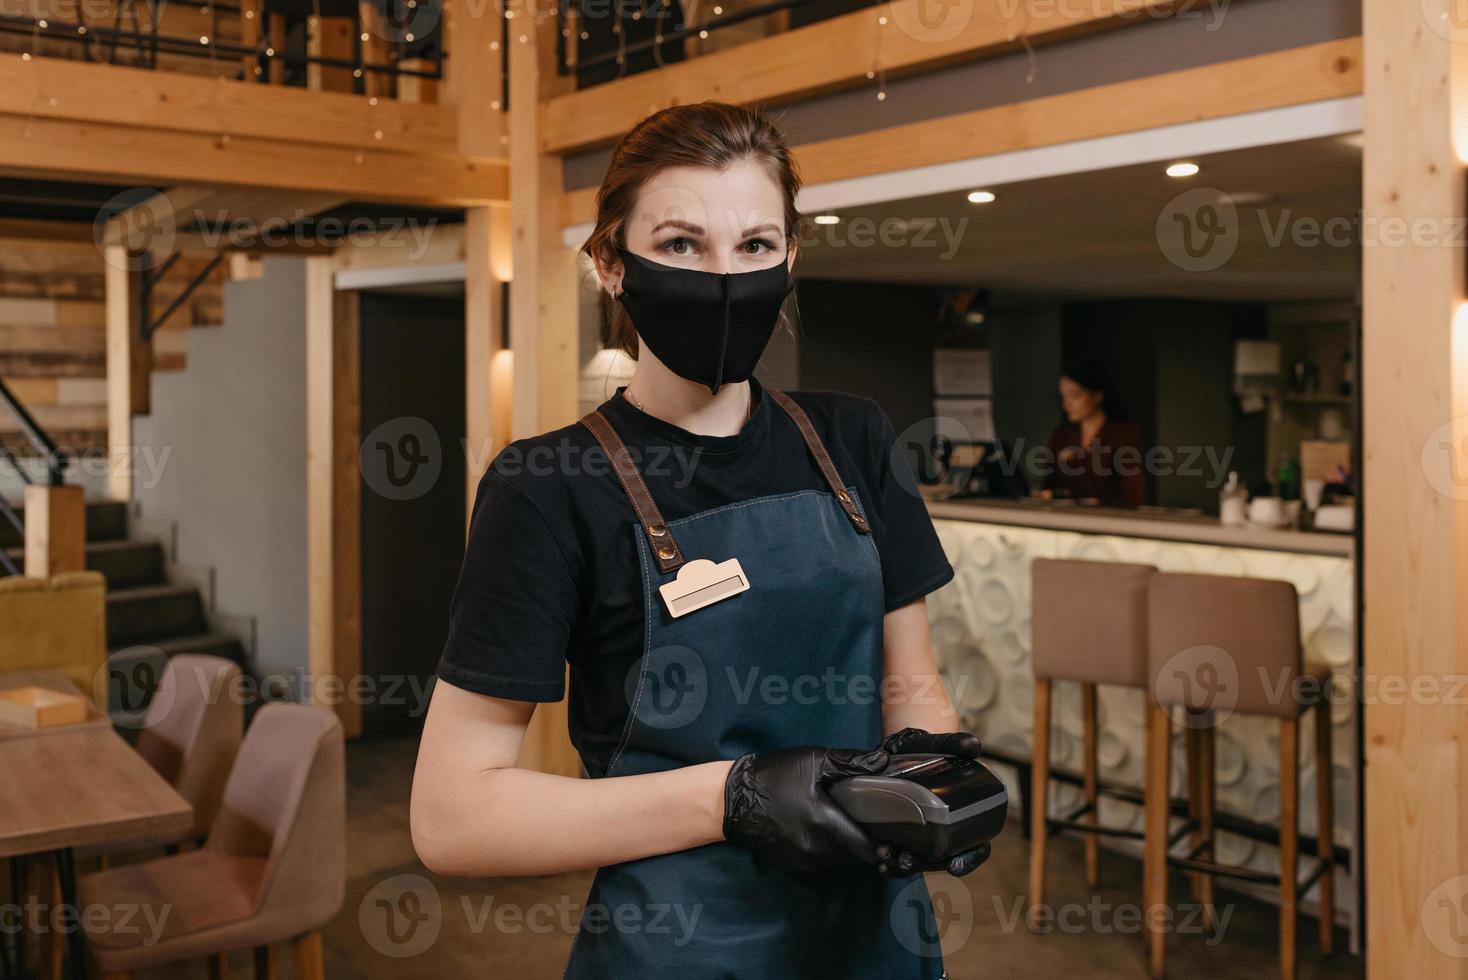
[1361,0,1468,976]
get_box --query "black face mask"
[615,247,793,395]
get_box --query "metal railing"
[0,377,70,577]
[560,0,870,88]
[0,1,443,90]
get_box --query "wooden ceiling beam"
[0,115,509,206]
[558,37,1363,228]
[538,0,1216,154]
[0,53,473,157]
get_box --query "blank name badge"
[658,557,751,618]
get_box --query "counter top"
[925,497,1354,557]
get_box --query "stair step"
[86,539,167,588]
[1,538,166,589]
[0,499,127,549]
[106,584,207,646]
[107,632,247,665]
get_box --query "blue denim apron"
[564,390,944,980]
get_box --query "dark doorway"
[356,291,466,735]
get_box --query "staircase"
[1,498,247,698]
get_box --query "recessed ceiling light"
[812,214,840,225]
[1166,162,1200,178]
[967,190,997,204]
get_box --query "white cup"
[1248,496,1285,526]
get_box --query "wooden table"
[0,671,191,980]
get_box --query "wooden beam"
[463,204,511,520]
[1361,1,1468,976]
[800,38,1361,185]
[332,289,361,739]
[443,0,506,156]
[509,7,580,440]
[506,3,582,781]
[359,1,395,101]
[103,246,149,501]
[0,115,508,207]
[0,53,459,156]
[305,257,361,736]
[307,15,356,93]
[559,37,1363,229]
[22,484,85,578]
[540,0,1207,154]
[0,219,92,243]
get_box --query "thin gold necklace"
[624,385,752,426]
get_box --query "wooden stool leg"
[1081,682,1100,889]
[1314,701,1335,954]
[1279,716,1299,980]
[1028,677,1053,929]
[254,944,277,980]
[292,932,324,980]
[208,951,228,979]
[1184,723,1203,907]
[1199,724,1216,931]
[1144,702,1172,979]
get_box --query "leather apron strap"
[763,388,872,536]
[581,409,686,574]
[578,387,872,576]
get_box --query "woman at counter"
[1041,360,1147,508]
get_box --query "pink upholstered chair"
[81,655,244,859]
[79,702,345,980]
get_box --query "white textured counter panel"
[926,516,1356,920]
[926,499,1353,558]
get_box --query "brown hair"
[582,102,802,359]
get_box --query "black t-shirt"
[436,376,955,777]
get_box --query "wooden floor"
[118,732,1361,979]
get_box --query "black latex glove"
[723,745,891,875]
[880,726,984,761]
[873,727,989,879]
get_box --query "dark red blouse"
[1043,418,1148,507]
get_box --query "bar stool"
[1143,572,1335,980]
[1028,557,1156,928]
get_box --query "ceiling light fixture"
[1166,162,1201,178]
[812,214,841,225]
[967,190,997,204]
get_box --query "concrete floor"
[132,733,1362,979]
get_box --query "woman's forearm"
[881,598,962,736]
[413,758,734,878]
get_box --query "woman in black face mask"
[413,102,983,980]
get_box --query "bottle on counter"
[1276,456,1300,501]
[1219,471,1247,527]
